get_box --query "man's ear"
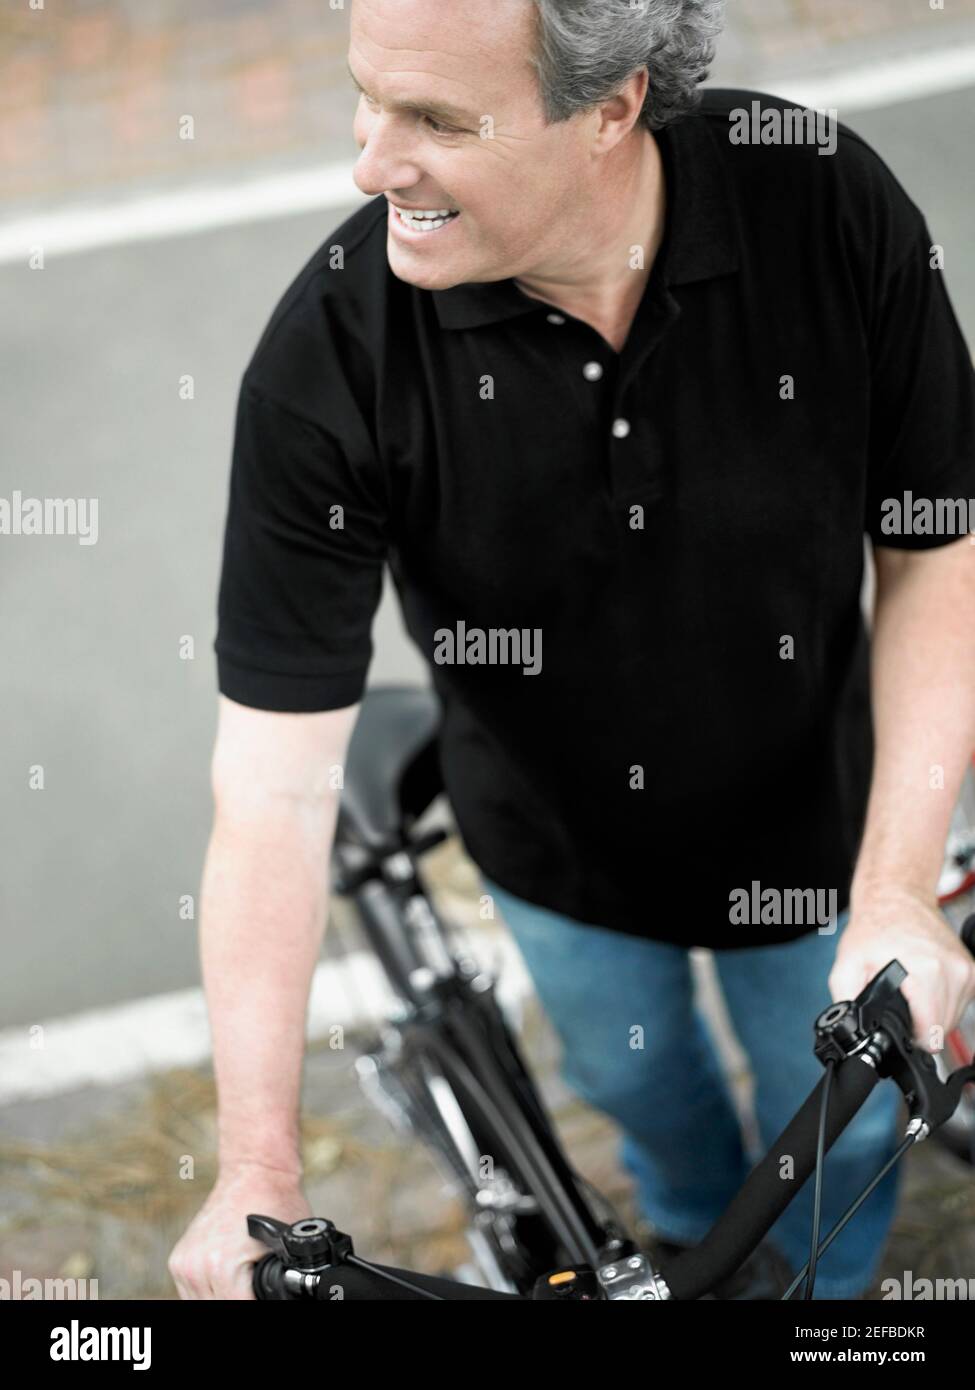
[593,67,650,150]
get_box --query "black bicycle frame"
[339,846,611,1269]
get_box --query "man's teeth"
[396,207,459,231]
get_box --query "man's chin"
[386,249,472,293]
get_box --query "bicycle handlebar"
[661,1048,879,1300]
[248,1051,882,1303]
[252,1245,523,1300]
[251,915,975,1301]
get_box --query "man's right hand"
[168,1162,312,1300]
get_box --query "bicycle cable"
[803,1058,835,1299]
[344,1253,445,1300]
[573,1170,631,1243]
[782,1132,915,1300]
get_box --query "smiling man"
[170,0,975,1300]
[347,0,671,350]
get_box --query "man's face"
[350,0,595,290]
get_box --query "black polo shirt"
[214,87,975,949]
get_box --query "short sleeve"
[865,218,975,548]
[214,377,389,712]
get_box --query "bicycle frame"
[334,824,624,1284]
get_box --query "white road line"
[0,941,532,1104]
[1,42,974,266]
[0,160,362,266]
[762,38,975,114]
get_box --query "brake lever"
[248,1215,353,1270]
[814,959,975,1139]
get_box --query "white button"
[583,361,603,382]
[546,312,566,325]
[612,418,631,438]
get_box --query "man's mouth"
[391,205,461,234]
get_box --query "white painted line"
[0,160,366,267]
[1,41,974,266]
[762,38,975,114]
[0,939,532,1105]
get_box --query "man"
[169,0,975,1299]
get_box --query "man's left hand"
[829,887,975,1052]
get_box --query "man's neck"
[514,129,667,336]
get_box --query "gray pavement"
[1,209,424,1026]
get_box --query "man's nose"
[352,113,421,199]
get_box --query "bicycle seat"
[336,685,444,852]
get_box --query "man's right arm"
[168,694,358,1299]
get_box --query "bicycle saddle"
[336,685,444,852]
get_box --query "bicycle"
[247,685,975,1301]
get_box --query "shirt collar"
[431,105,740,332]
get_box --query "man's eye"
[423,115,461,136]
[359,95,460,136]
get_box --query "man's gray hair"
[528,0,726,132]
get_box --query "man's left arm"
[830,536,975,1048]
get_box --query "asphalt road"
[2,85,974,1024]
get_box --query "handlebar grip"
[252,1253,290,1300]
[315,1261,525,1300]
[661,1052,880,1301]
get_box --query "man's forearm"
[851,536,975,904]
[200,797,339,1174]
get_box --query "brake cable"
[782,1132,915,1300]
[344,1253,445,1300]
[802,1057,835,1299]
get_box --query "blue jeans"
[483,878,903,1299]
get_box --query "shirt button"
[546,312,566,325]
[612,418,631,438]
[583,361,604,382]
